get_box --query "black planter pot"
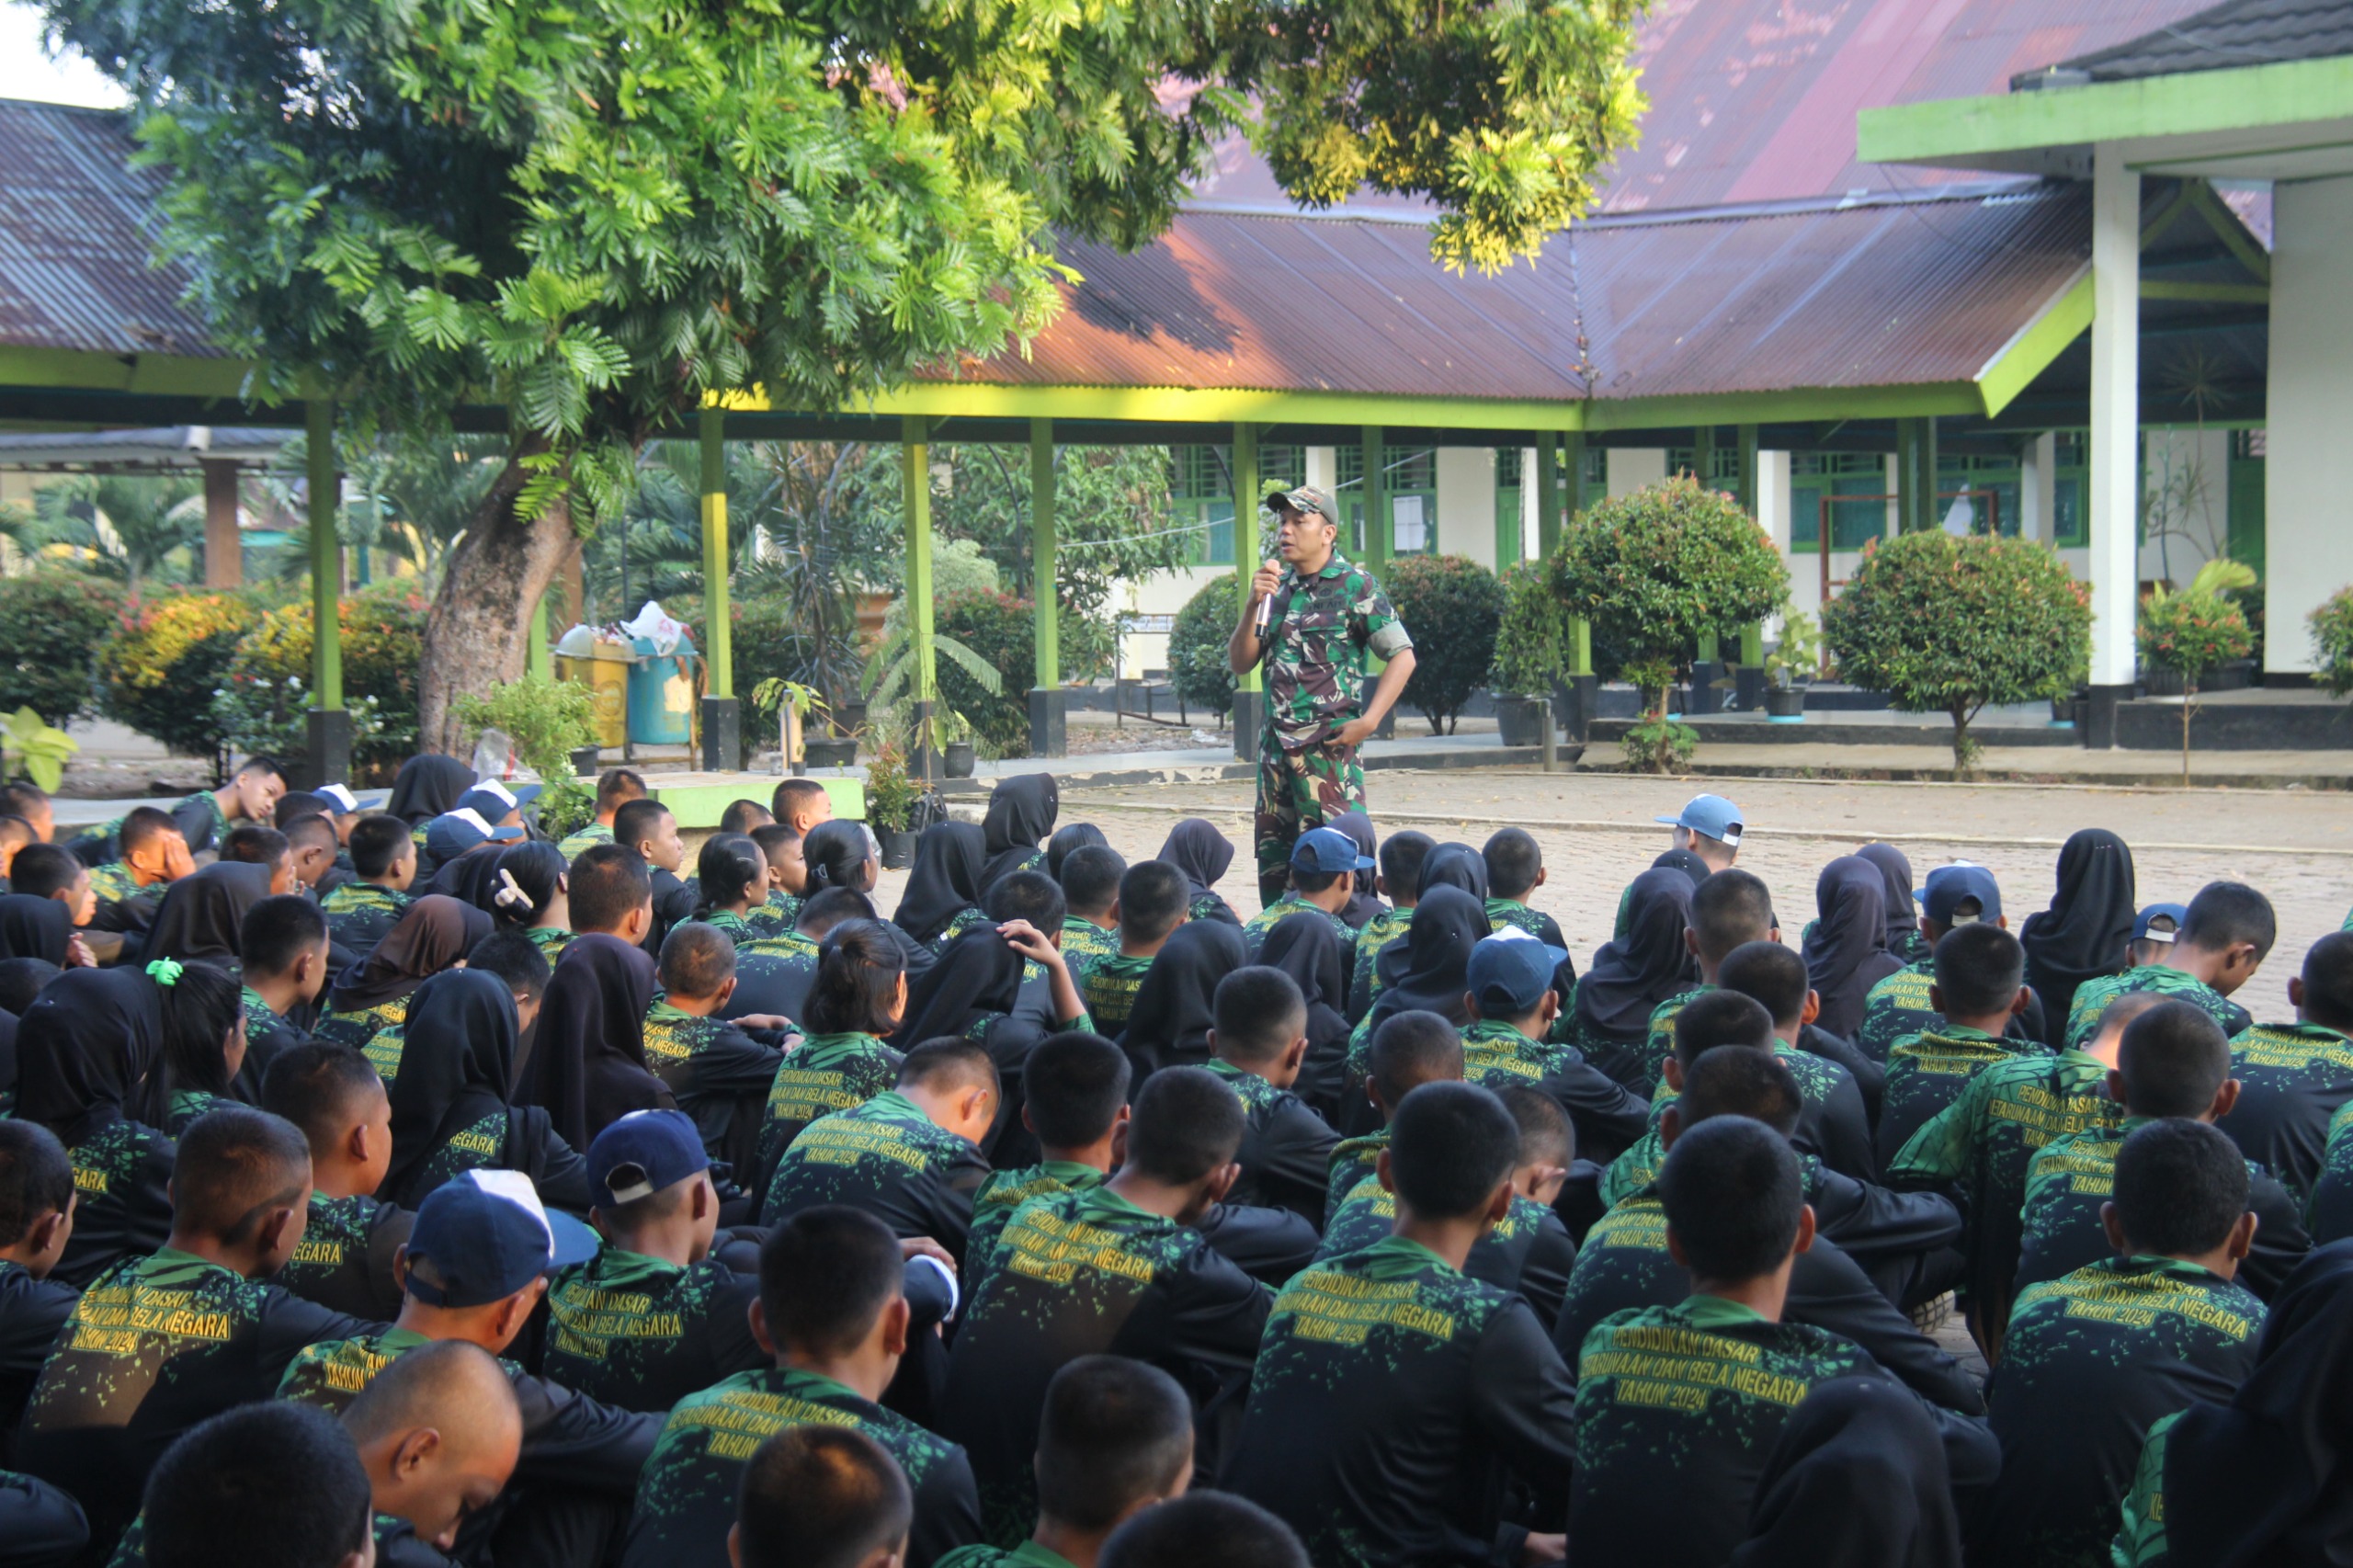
[878,828,917,869]
[805,737,858,769]
[570,744,602,778]
[944,743,976,778]
[1764,687,1807,721]
[1493,694,1550,747]
[2208,658,2256,692]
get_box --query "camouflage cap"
[1265,484,1338,524]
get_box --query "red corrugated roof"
[928,185,2091,403]
[0,99,220,358]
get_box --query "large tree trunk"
[416,449,575,756]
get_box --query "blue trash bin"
[626,634,698,746]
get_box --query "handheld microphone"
[1253,546,1279,633]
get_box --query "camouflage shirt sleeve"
[1350,569,1414,660]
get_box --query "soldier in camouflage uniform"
[1228,485,1416,908]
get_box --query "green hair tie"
[146,958,183,988]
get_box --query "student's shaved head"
[2302,932,2353,1032]
[1671,989,1775,1067]
[2117,1000,2233,1119]
[172,1107,312,1244]
[1367,1010,1463,1106]
[343,1338,521,1450]
[1688,870,1775,964]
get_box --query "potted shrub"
[1385,554,1506,734]
[2312,584,2353,698]
[940,710,977,779]
[753,677,831,775]
[2138,559,2256,785]
[1763,609,1820,721]
[569,743,602,778]
[805,732,858,769]
[451,674,600,838]
[1552,477,1789,773]
[1824,531,2090,777]
[864,743,922,867]
[1489,563,1564,749]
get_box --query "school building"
[0,0,2343,773]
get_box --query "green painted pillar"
[1692,424,1715,485]
[306,400,342,710]
[1533,432,1559,567]
[1570,617,1593,676]
[902,415,938,773]
[1896,418,1923,533]
[1360,426,1386,571]
[1233,422,1261,696]
[1563,430,1587,534]
[1736,423,1763,673]
[1031,420,1057,689]
[699,406,733,699]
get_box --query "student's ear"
[726,1525,744,1568]
[392,1245,409,1291]
[1205,1027,1220,1057]
[347,1119,373,1166]
[1540,990,1561,1028]
[1927,983,1945,1015]
[1202,1161,1242,1208]
[747,1298,776,1357]
[2099,1201,2129,1256]
[1533,867,1548,890]
[1657,1104,1682,1152]
[1661,1058,1685,1093]
[1021,1103,1039,1135]
[1375,874,1392,899]
[1109,1108,1131,1166]
[1281,1034,1310,1074]
[1483,1178,1514,1226]
[2228,1209,2258,1263]
[880,1294,912,1358]
[714,974,738,1010]
[1665,1222,1688,1271]
[393,1426,444,1480]
[1791,1202,1816,1257]
[1460,989,1479,1021]
[2210,1077,2243,1121]
[692,1178,713,1222]
[2105,1068,2127,1106]
[1108,894,1122,925]
[2290,975,2307,1013]
[1684,929,1699,959]
[1800,990,1820,1028]
[28,1206,70,1259]
[255,1201,303,1264]
[1374,1147,1396,1196]
[2009,985,2031,1018]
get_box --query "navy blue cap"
[1467,929,1571,1016]
[1918,863,2002,926]
[460,780,541,822]
[1655,793,1744,846]
[314,784,360,815]
[403,1169,598,1307]
[1291,826,1374,874]
[2133,903,2189,944]
[587,1109,709,1209]
[425,808,519,863]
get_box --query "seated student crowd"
[12,763,2353,1568]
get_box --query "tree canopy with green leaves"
[45,0,1647,749]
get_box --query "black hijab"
[1368,885,1490,1033]
[1327,812,1386,928]
[386,754,475,826]
[0,895,68,965]
[1576,868,1699,1040]
[1417,843,1490,903]
[1157,820,1235,907]
[144,861,274,966]
[890,926,1025,1050]
[1855,844,1919,954]
[893,822,986,947]
[520,932,664,1149]
[381,968,520,1205]
[1653,847,1711,883]
[2162,1241,2353,1568]
[15,966,166,1144]
[1730,1377,1963,1568]
[331,894,491,1014]
[1260,910,1353,1093]
[2020,828,2137,1049]
[1803,857,1904,1040]
[979,775,1058,892]
[1046,824,1108,882]
[1120,918,1247,1075]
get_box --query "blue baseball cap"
[314,784,360,815]
[588,1109,710,1209]
[1467,929,1571,1016]
[425,808,521,863]
[1918,863,2002,926]
[460,780,542,822]
[1292,827,1374,874]
[2133,903,2189,944]
[402,1169,598,1307]
[1654,793,1744,847]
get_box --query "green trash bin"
[626,634,697,746]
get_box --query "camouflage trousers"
[1255,734,1365,906]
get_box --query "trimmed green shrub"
[934,590,1037,759]
[2140,560,2257,785]
[0,573,127,725]
[2310,585,2353,698]
[1551,475,1788,715]
[210,590,428,776]
[1170,573,1239,722]
[1825,531,2089,774]
[1383,553,1505,733]
[1491,562,1572,698]
[99,591,264,760]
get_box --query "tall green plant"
[1491,562,1571,698]
[1170,574,1241,722]
[2312,585,2353,698]
[1824,531,2090,775]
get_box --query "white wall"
[2267,175,2353,674]
[1607,447,1665,497]
[1435,448,1496,567]
[2139,426,2233,585]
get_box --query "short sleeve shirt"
[1259,552,1412,749]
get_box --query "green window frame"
[1336,444,1438,558]
[2051,433,2088,548]
[1169,444,1303,566]
[1935,451,2023,539]
[1788,453,1892,552]
[1495,448,1524,567]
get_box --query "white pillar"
[1305,446,1337,493]
[2266,176,2353,672]
[1435,448,1494,566]
[2087,142,2142,691]
[2019,432,2055,543]
[1521,447,1540,563]
[1758,449,1790,635]
[1608,448,1665,497]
